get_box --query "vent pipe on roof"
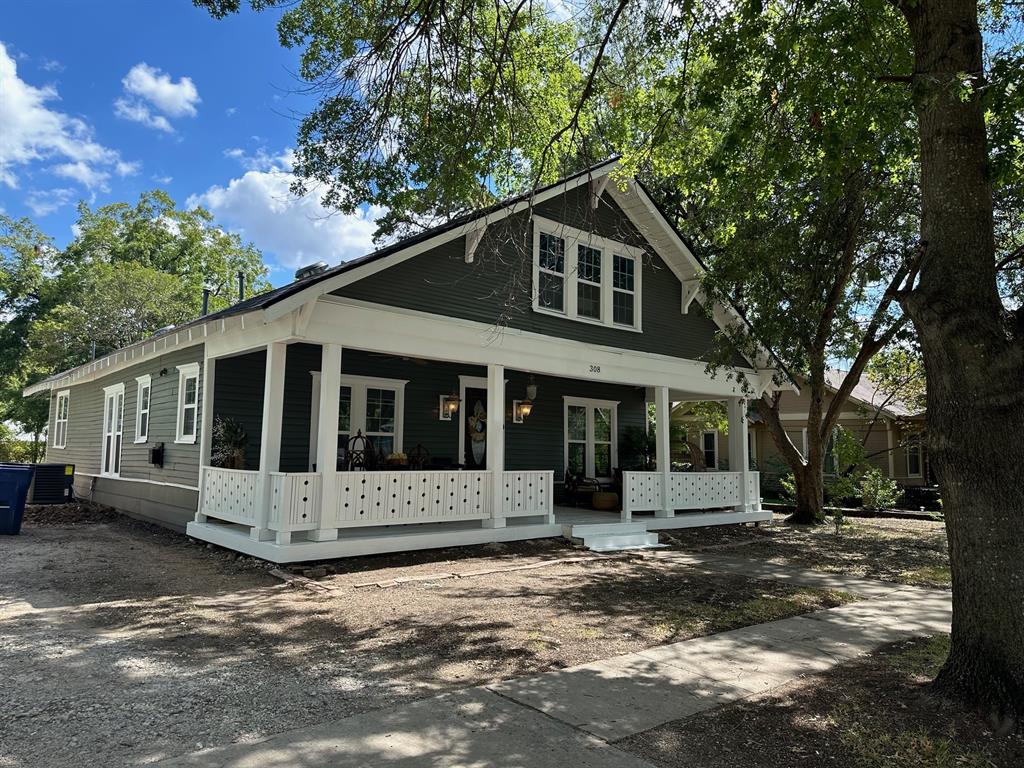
[201,288,211,316]
[295,261,329,280]
[237,271,245,303]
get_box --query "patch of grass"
[655,587,856,640]
[886,634,950,677]
[899,565,953,588]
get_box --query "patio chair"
[564,471,603,507]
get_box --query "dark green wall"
[211,349,266,471]
[270,342,647,479]
[332,184,746,366]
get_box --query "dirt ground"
[619,635,1024,768]
[1,505,851,768]
[661,514,951,588]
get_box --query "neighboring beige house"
[672,370,929,490]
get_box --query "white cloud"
[0,41,131,190]
[152,174,173,184]
[114,97,173,132]
[52,160,109,189]
[188,150,385,270]
[116,160,140,177]
[26,187,75,217]
[114,63,199,132]
[39,57,64,73]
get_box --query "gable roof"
[24,159,797,397]
[824,369,922,419]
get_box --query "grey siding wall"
[45,344,205,529]
[277,343,647,481]
[333,184,746,366]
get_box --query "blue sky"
[1,1,382,286]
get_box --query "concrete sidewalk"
[158,570,951,767]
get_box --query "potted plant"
[211,416,248,469]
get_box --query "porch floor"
[185,505,772,563]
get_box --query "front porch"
[186,320,772,563]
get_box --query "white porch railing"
[199,467,557,538]
[198,466,262,526]
[501,470,555,519]
[623,471,761,518]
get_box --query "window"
[101,383,124,477]
[537,232,566,312]
[702,431,718,470]
[175,363,200,444]
[906,436,922,477]
[134,375,151,444]
[53,390,70,449]
[564,397,619,480]
[308,374,407,470]
[823,431,838,475]
[533,216,643,330]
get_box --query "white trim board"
[76,472,200,492]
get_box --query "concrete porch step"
[575,531,664,552]
[561,521,648,538]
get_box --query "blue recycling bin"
[0,463,36,535]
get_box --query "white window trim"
[101,383,125,478]
[134,374,152,444]
[563,396,620,480]
[532,215,644,332]
[906,436,923,478]
[175,362,201,445]
[308,372,408,468]
[702,430,719,471]
[53,390,70,449]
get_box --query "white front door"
[102,385,124,476]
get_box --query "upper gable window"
[532,216,643,331]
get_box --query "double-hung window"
[564,397,618,481]
[134,374,151,443]
[702,430,718,470]
[175,363,200,444]
[906,435,922,477]
[53,390,70,449]
[533,216,643,330]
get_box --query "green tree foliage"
[0,192,269,448]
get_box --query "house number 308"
[589,365,601,373]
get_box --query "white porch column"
[195,354,216,523]
[309,344,342,542]
[655,385,673,518]
[483,363,506,528]
[253,342,287,543]
[727,397,751,512]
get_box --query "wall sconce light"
[513,376,538,423]
[440,391,461,421]
[513,399,533,423]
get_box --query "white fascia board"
[306,297,758,397]
[260,160,621,324]
[608,180,793,389]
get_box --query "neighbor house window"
[134,374,151,444]
[175,363,200,444]
[823,431,838,475]
[564,397,618,480]
[906,436,922,477]
[53,390,70,449]
[101,383,125,477]
[533,216,643,330]
[702,430,718,470]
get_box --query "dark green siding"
[211,350,267,471]
[332,184,741,365]
[274,343,647,481]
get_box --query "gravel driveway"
[1,506,850,767]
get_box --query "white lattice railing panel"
[268,472,322,531]
[501,471,554,517]
[200,467,261,525]
[332,471,493,527]
[622,472,663,514]
[747,472,761,510]
[668,472,742,510]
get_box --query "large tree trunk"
[790,464,824,524]
[901,0,1024,722]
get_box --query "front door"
[463,387,487,469]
